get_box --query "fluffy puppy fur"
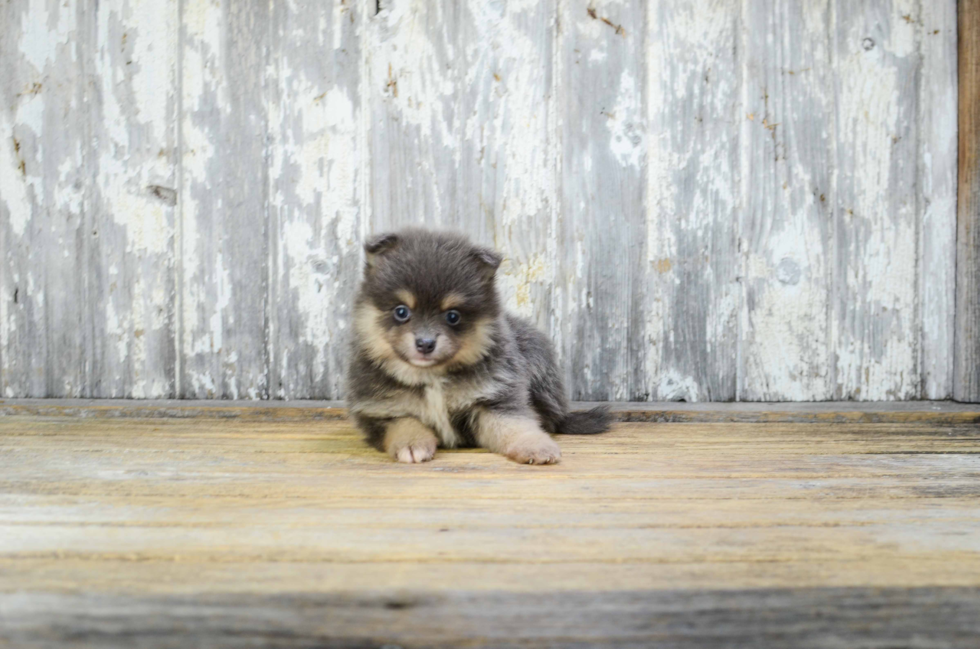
[346,228,611,465]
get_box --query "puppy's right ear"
[470,245,503,282]
[364,232,399,270]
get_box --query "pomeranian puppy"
[346,229,611,465]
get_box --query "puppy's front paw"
[393,439,437,464]
[505,435,562,465]
[384,418,439,464]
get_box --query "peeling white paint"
[736,0,836,401]
[19,0,77,72]
[0,0,961,401]
[917,0,958,399]
[281,219,333,381]
[644,0,740,400]
[657,369,700,402]
[372,0,456,147]
[460,0,556,334]
[835,3,919,400]
[607,70,644,168]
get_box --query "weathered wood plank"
[89,0,179,397]
[560,0,646,400]
[178,0,270,398]
[0,0,967,403]
[644,0,740,401]
[458,0,558,337]
[0,0,90,397]
[833,0,919,400]
[0,414,979,645]
[956,0,980,402]
[267,0,362,399]
[1,417,979,565]
[0,398,978,424]
[919,0,958,400]
[367,0,460,231]
[3,588,980,649]
[739,0,834,401]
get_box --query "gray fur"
[346,229,611,454]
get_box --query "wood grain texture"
[1,398,978,423]
[458,0,558,336]
[645,0,740,402]
[4,588,980,648]
[367,0,460,231]
[268,0,362,399]
[739,0,834,401]
[90,0,179,398]
[1,0,90,397]
[560,0,646,400]
[0,0,966,402]
[1,413,979,646]
[956,0,980,401]
[919,0,958,400]
[178,0,270,398]
[833,0,920,400]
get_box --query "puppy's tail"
[558,406,613,435]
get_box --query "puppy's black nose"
[415,337,437,355]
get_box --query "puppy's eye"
[445,310,461,326]
[393,305,411,323]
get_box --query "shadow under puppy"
[346,229,611,465]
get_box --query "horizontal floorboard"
[1,399,978,424]
[0,411,978,646]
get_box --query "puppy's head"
[354,229,502,374]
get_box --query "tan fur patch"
[384,418,439,462]
[418,380,459,447]
[448,318,495,369]
[354,303,482,388]
[439,293,466,311]
[474,408,561,465]
[355,303,449,381]
[349,375,498,439]
[395,289,416,309]
[354,303,396,363]
[380,357,448,386]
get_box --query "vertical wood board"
[644,0,740,401]
[738,0,835,401]
[956,0,980,401]
[560,0,647,401]
[833,0,920,400]
[457,0,558,339]
[268,0,362,399]
[367,0,460,231]
[918,0,957,399]
[1,0,90,397]
[179,0,270,399]
[90,0,179,398]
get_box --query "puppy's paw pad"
[506,438,562,465]
[395,443,436,464]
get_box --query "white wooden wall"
[0,0,959,401]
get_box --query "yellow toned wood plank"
[1,413,979,645]
[5,558,980,596]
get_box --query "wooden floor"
[1,403,979,648]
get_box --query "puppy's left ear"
[364,232,399,271]
[471,246,503,281]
